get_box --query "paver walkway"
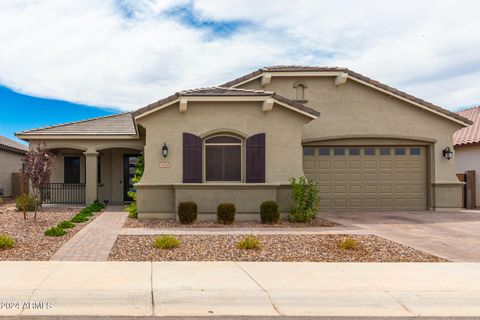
[50,206,127,261]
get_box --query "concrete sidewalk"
[0,262,479,317]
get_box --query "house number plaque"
[159,162,171,168]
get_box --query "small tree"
[288,176,319,222]
[22,143,53,221]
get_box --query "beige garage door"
[303,146,427,210]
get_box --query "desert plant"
[57,220,75,229]
[44,226,66,237]
[260,201,280,224]
[217,203,236,225]
[90,200,105,212]
[153,235,180,249]
[125,202,137,219]
[15,194,37,212]
[22,143,53,221]
[288,176,319,222]
[71,213,89,223]
[236,235,261,250]
[0,234,15,249]
[178,201,198,224]
[338,238,359,250]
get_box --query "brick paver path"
[50,206,127,261]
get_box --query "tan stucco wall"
[136,101,309,184]
[239,76,465,210]
[455,145,480,208]
[0,150,24,197]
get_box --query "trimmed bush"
[15,194,37,212]
[153,235,180,249]
[44,226,66,237]
[57,220,75,229]
[217,203,236,225]
[71,214,89,223]
[236,235,261,250]
[288,176,319,222]
[79,207,94,216]
[338,238,359,250]
[0,234,14,249]
[178,202,197,224]
[125,202,137,219]
[260,201,280,224]
[90,200,105,212]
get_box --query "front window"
[64,156,80,183]
[205,135,242,181]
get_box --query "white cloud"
[0,0,479,111]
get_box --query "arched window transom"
[293,82,308,101]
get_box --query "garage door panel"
[304,145,427,211]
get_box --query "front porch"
[44,146,143,205]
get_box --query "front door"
[123,154,140,201]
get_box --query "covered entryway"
[303,145,427,210]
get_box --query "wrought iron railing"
[41,183,85,204]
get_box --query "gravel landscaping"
[109,234,446,262]
[124,217,340,228]
[0,200,96,260]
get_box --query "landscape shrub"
[178,202,197,224]
[236,235,261,250]
[15,194,37,212]
[217,203,236,225]
[79,207,94,216]
[71,213,89,223]
[288,176,319,222]
[90,200,105,212]
[153,235,180,249]
[0,234,14,249]
[260,201,280,224]
[44,226,66,237]
[57,220,75,229]
[338,238,359,250]
[125,202,137,219]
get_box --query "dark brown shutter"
[246,133,265,183]
[183,133,202,183]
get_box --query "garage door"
[303,146,427,210]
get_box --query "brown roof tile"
[0,135,28,154]
[17,113,137,136]
[221,65,472,125]
[454,106,480,146]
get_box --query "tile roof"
[132,86,320,117]
[17,113,137,136]
[220,65,472,125]
[454,106,480,146]
[0,135,28,154]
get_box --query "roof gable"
[454,106,480,146]
[132,86,319,119]
[221,65,472,126]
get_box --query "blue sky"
[0,0,479,145]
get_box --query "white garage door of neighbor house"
[303,146,427,210]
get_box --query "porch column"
[84,151,98,204]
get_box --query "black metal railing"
[41,183,85,204]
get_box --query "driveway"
[322,210,480,262]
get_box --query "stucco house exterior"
[16,66,471,218]
[0,135,27,198]
[454,106,480,208]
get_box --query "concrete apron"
[0,261,479,317]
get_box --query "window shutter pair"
[182,132,265,183]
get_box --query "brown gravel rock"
[124,217,339,228]
[0,202,96,260]
[109,234,446,262]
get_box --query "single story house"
[0,135,27,198]
[16,66,472,219]
[454,106,480,208]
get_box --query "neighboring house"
[16,66,472,218]
[454,106,480,208]
[0,135,27,198]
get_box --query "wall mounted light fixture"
[162,143,169,158]
[442,147,453,160]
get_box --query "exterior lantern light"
[442,147,453,160]
[162,143,169,158]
